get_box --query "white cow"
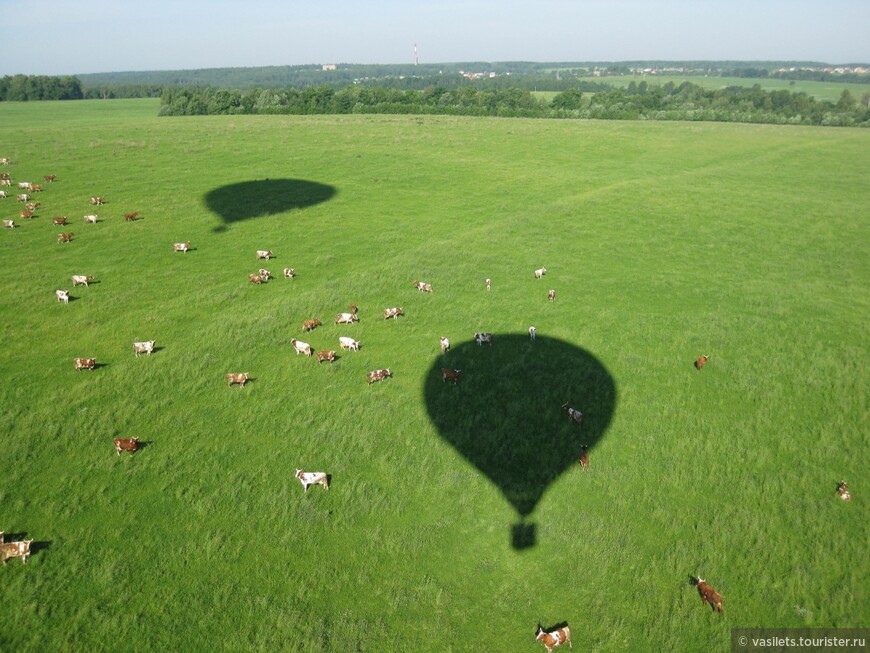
[474,332,493,346]
[83,214,98,224]
[56,289,69,303]
[534,267,547,279]
[2,219,15,229]
[17,181,31,190]
[440,336,450,353]
[256,250,273,260]
[295,469,329,493]
[529,326,536,340]
[133,340,156,357]
[335,312,358,325]
[71,275,94,287]
[173,241,191,253]
[0,190,8,198]
[290,338,312,356]
[339,336,360,351]
[16,194,30,202]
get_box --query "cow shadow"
[538,621,570,635]
[205,179,337,233]
[30,540,52,555]
[91,361,109,370]
[424,335,616,550]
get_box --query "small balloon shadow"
[424,334,616,550]
[205,179,337,232]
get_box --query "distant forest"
[2,61,869,127]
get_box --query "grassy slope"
[0,100,867,652]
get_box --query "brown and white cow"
[19,210,33,219]
[485,277,491,291]
[694,355,710,370]
[548,289,556,302]
[226,372,249,387]
[124,212,139,222]
[173,241,191,253]
[71,275,94,286]
[74,357,96,371]
[89,196,105,205]
[339,337,360,351]
[696,577,724,613]
[578,445,589,471]
[113,437,139,456]
[16,193,30,202]
[2,219,15,229]
[258,269,272,281]
[535,625,571,652]
[29,184,42,193]
[534,267,547,279]
[474,332,493,347]
[413,280,433,293]
[440,336,450,353]
[837,481,852,502]
[529,326,536,340]
[25,201,39,211]
[335,312,358,325]
[133,340,155,357]
[290,338,312,357]
[384,307,404,320]
[562,403,583,426]
[248,273,263,285]
[283,267,296,279]
[0,190,7,197]
[56,232,74,243]
[295,469,329,493]
[17,181,32,190]
[256,250,273,260]
[43,175,57,183]
[367,368,392,384]
[316,350,337,364]
[302,319,321,332]
[52,216,68,225]
[56,289,70,304]
[83,214,98,224]
[0,540,32,565]
[441,368,461,384]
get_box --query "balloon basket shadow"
[511,522,537,550]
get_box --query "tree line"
[158,81,870,127]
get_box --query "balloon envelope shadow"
[205,179,336,232]
[424,334,616,550]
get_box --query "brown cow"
[20,210,33,219]
[696,577,724,613]
[302,319,321,333]
[57,232,74,243]
[74,357,96,371]
[30,184,43,193]
[694,355,710,370]
[0,540,32,565]
[249,274,263,285]
[43,175,57,183]
[548,289,556,302]
[441,368,461,384]
[535,625,571,652]
[367,368,392,384]
[316,350,336,364]
[226,372,249,387]
[52,216,68,225]
[113,437,139,456]
[384,307,404,320]
[578,445,589,471]
[837,481,852,502]
[124,212,139,221]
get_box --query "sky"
[1,0,868,76]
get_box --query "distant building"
[322,64,336,71]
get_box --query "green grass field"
[0,99,868,652]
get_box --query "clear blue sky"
[1,0,867,76]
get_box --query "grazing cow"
[248,273,263,285]
[56,289,70,304]
[124,212,139,222]
[56,232,74,243]
[132,340,156,357]
[837,481,852,502]
[113,437,139,456]
[339,336,360,351]
[302,319,321,333]
[562,403,583,426]
[548,289,556,302]
[413,280,433,293]
[290,338,312,357]
[43,175,57,183]
[441,368,461,384]
[529,326,536,340]
[578,445,589,471]
[83,214,98,224]
[485,277,491,291]
[534,267,547,279]
[20,210,33,219]
[29,184,42,193]
[89,196,105,205]
[283,267,296,279]
[384,307,404,320]
[256,250,273,260]
[367,368,392,384]
[474,332,493,347]
[17,181,32,190]
[335,312,358,325]
[0,190,7,198]
[52,216,68,225]
[16,193,30,202]
[440,336,450,353]
[694,355,710,370]
[173,241,191,253]
[2,219,15,229]
[535,625,572,652]
[258,269,272,281]
[295,469,329,493]
[0,179,11,186]
[349,304,358,316]
[0,158,9,165]
[696,577,724,613]
[74,357,96,371]
[25,201,39,211]
[0,540,32,565]
[71,274,94,286]
[316,350,337,364]
[226,372,249,387]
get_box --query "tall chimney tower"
[414,42,419,66]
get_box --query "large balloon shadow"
[424,334,616,550]
[204,179,336,232]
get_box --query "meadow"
[0,99,867,652]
